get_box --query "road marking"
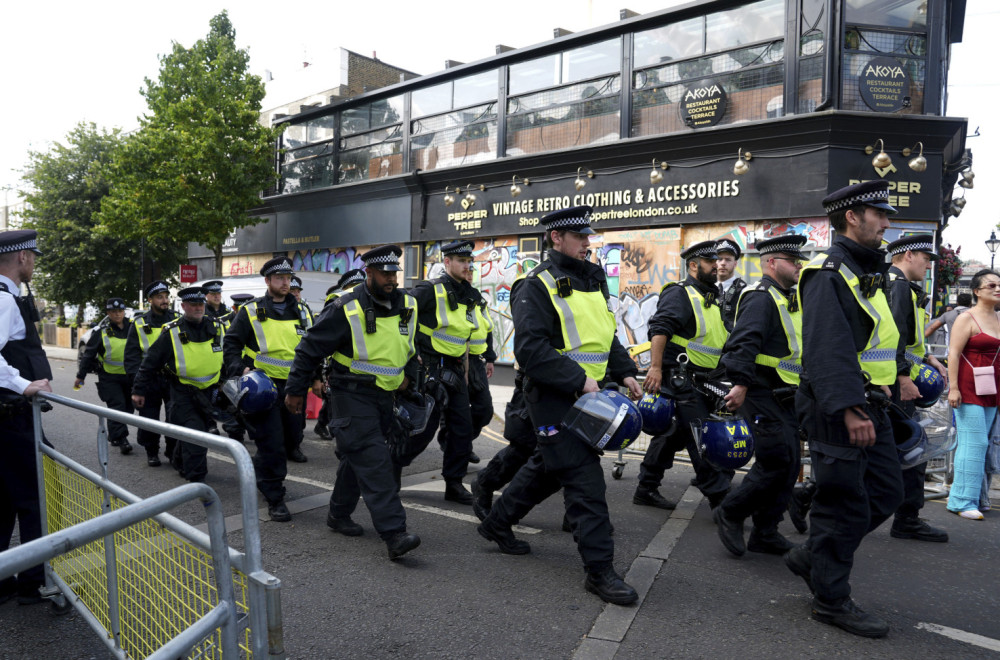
[916,622,1000,651]
[208,451,541,534]
[480,426,508,445]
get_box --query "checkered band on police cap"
[442,240,474,257]
[202,280,223,293]
[364,252,400,266]
[337,269,366,288]
[822,180,896,215]
[178,287,206,302]
[680,240,718,261]
[755,233,808,256]
[0,229,42,255]
[886,234,938,260]
[260,257,294,276]
[144,280,169,298]
[541,205,594,231]
[290,276,303,289]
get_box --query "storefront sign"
[858,56,910,113]
[679,79,728,128]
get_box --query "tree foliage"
[96,11,281,276]
[19,122,185,320]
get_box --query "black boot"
[468,451,481,464]
[747,527,795,555]
[477,517,530,555]
[385,531,421,559]
[119,439,133,455]
[314,424,332,440]
[632,486,676,510]
[712,507,746,557]
[444,479,473,505]
[784,544,813,594]
[327,512,363,536]
[287,447,308,463]
[268,501,291,523]
[146,453,161,467]
[584,565,638,605]
[471,477,492,521]
[811,598,889,638]
[890,516,949,543]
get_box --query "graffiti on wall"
[291,246,370,274]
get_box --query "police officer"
[125,280,179,466]
[716,238,747,331]
[636,241,733,510]
[314,269,366,440]
[75,298,134,455]
[785,180,906,638]
[405,240,488,504]
[477,206,642,605]
[290,276,305,303]
[714,234,808,557]
[203,280,226,320]
[885,234,949,543]
[132,287,225,483]
[0,229,52,605]
[284,245,421,560]
[224,257,311,521]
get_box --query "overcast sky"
[1,0,995,262]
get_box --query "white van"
[191,272,337,316]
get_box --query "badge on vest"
[212,345,223,352]
[296,326,306,336]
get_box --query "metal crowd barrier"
[23,392,285,659]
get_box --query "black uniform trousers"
[486,383,614,570]
[637,377,734,498]
[477,377,536,493]
[136,378,177,459]
[797,386,904,603]
[166,385,212,482]
[467,357,494,438]
[719,387,800,531]
[894,398,927,520]
[403,358,474,481]
[0,406,44,598]
[327,388,406,538]
[244,378,296,505]
[96,372,133,444]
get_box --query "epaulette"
[524,262,553,279]
[162,318,182,331]
[820,254,843,271]
[660,281,684,294]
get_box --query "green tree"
[97,11,281,276]
[19,122,185,324]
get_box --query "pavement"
[1,350,999,659]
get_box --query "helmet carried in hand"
[221,371,279,414]
[562,388,642,452]
[637,392,675,436]
[913,363,946,408]
[694,413,755,470]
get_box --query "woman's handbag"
[964,349,1000,396]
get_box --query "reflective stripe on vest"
[738,283,804,385]
[331,295,417,391]
[666,284,728,369]
[468,300,493,356]
[535,269,615,380]
[168,325,223,389]
[245,301,303,380]
[99,327,127,374]
[134,316,168,354]
[802,254,900,386]
[889,272,928,379]
[418,281,477,357]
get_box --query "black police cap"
[144,280,170,299]
[337,269,366,288]
[202,280,223,293]
[714,238,742,260]
[680,240,718,261]
[886,234,939,261]
[540,205,595,235]
[442,240,474,257]
[290,276,303,290]
[822,180,897,215]
[178,286,207,303]
[106,298,127,310]
[260,257,294,276]
[755,233,808,260]
[230,293,254,304]
[361,245,403,271]
[0,229,42,255]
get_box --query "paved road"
[2,356,998,659]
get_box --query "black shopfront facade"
[214,0,968,365]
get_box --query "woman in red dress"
[947,269,1000,520]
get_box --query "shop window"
[411,102,498,171]
[632,40,784,137]
[338,96,405,183]
[844,0,928,30]
[340,96,404,136]
[404,245,422,286]
[412,70,498,118]
[509,38,621,96]
[280,144,335,194]
[518,236,541,255]
[841,28,927,114]
[798,0,826,113]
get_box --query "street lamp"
[987,230,1000,270]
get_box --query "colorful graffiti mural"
[291,246,369,274]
